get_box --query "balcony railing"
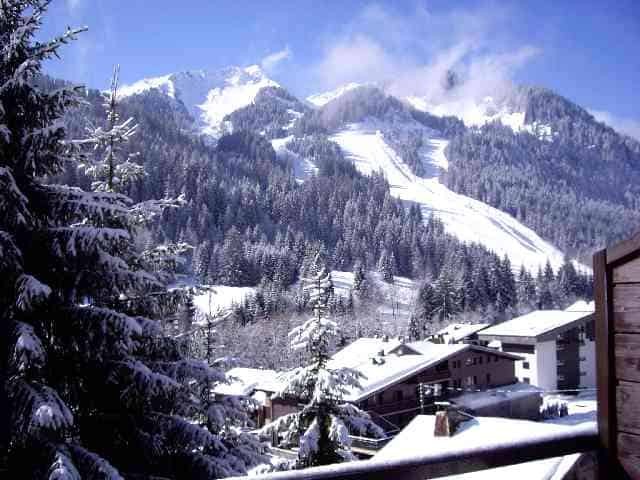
[230,422,597,480]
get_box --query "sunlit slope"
[330,122,568,272]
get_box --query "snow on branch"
[16,273,51,311]
[0,230,23,273]
[67,306,143,341]
[44,184,131,222]
[49,225,130,258]
[47,449,81,480]
[11,321,46,373]
[67,444,124,480]
[0,166,32,228]
[9,379,74,438]
[111,359,181,403]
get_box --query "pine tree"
[1,4,263,477]
[434,267,459,322]
[377,248,395,283]
[261,267,382,468]
[414,282,438,337]
[220,227,249,286]
[75,65,144,193]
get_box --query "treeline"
[445,116,640,257]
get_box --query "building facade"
[478,309,595,391]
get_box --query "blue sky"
[40,0,640,138]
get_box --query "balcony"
[231,422,597,479]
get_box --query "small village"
[217,300,597,477]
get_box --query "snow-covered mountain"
[119,65,278,137]
[405,91,555,140]
[281,85,580,271]
[306,82,364,107]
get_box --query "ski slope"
[330,122,569,272]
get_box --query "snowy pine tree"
[1,3,262,477]
[261,267,382,468]
[75,65,144,193]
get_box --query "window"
[523,361,530,370]
[435,361,449,372]
[479,356,483,365]
[523,377,530,384]
[502,343,535,354]
[494,356,499,362]
[472,357,478,365]
[487,355,492,363]
[394,390,404,402]
[376,393,384,404]
[486,373,491,385]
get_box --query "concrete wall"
[579,339,596,388]
[535,340,558,391]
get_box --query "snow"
[543,391,597,426]
[432,323,491,344]
[406,95,558,142]
[451,382,542,409]
[329,121,569,271]
[306,83,364,107]
[271,136,318,182]
[331,270,416,320]
[119,65,278,138]
[478,310,593,339]
[375,414,595,479]
[327,338,468,402]
[564,300,595,313]
[192,285,255,320]
[214,367,279,397]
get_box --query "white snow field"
[192,285,255,322]
[271,136,318,182]
[329,122,569,272]
[119,65,278,138]
[331,270,416,327]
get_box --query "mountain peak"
[119,65,279,138]
[306,82,366,107]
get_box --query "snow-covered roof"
[478,310,593,340]
[451,382,542,411]
[564,300,595,313]
[326,338,518,403]
[432,323,491,343]
[327,338,446,402]
[376,415,594,479]
[213,367,279,397]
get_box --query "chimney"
[434,405,473,437]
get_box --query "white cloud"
[66,0,82,12]
[589,109,640,141]
[261,46,292,73]
[310,3,541,106]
